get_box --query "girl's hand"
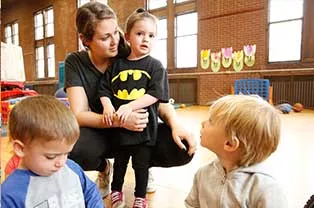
[116,104,133,125]
[103,104,115,126]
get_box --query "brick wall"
[1,0,77,82]
[195,0,314,104]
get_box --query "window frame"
[34,6,55,80]
[4,21,19,45]
[267,0,309,64]
[147,0,197,70]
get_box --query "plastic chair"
[231,79,273,104]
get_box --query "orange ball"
[180,104,186,108]
[293,103,304,112]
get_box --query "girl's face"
[85,18,120,59]
[126,19,156,59]
[20,139,75,176]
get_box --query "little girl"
[99,8,169,208]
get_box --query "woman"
[64,2,195,198]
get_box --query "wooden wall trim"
[168,68,314,77]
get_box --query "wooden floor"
[1,106,314,208]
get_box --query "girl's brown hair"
[125,8,158,34]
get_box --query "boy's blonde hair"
[125,8,158,34]
[8,95,79,145]
[209,94,281,166]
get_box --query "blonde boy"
[185,95,287,207]
[1,95,103,207]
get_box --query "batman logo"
[111,69,151,100]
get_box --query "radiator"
[266,76,314,109]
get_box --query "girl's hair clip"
[136,8,145,13]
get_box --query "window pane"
[148,0,167,10]
[157,19,167,39]
[151,39,167,68]
[176,12,197,36]
[47,44,55,77]
[176,35,197,67]
[35,13,43,27]
[46,23,54,37]
[6,37,12,44]
[269,20,302,62]
[13,34,19,45]
[269,0,303,22]
[48,57,55,77]
[78,0,90,7]
[174,0,191,3]
[37,60,45,78]
[35,26,44,40]
[36,47,44,60]
[46,8,54,24]
[47,44,55,58]
[13,23,18,35]
[5,26,11,37]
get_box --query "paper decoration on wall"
[221,47,233,68]
[210,52,221,72]
[244,44,256,67]
[200,49,210,69]
[232,50,244,72]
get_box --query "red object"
[1,81,39,124]
[1,88,38,100]
[5,154,21,176]
[0,81,24,89]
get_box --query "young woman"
[64,2,196,199]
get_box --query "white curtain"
[1,42,25,81]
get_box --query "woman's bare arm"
[67,86,148,131]
[158,103,196,156]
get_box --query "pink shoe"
[111,191,125,208]
[133,197,148,208]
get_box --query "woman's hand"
[116,103,133,126]
[158,103,196,156]
[120,109,149,131]
[171,124,196,156]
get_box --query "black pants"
[111,145,151,198]
[69,123,193,172]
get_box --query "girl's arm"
[116,94,158,124]
[67,86,148,131]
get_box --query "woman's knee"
[150,124,194,167]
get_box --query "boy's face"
[200,117,227,154]
[127,19,156,58]
[20,139,75,176]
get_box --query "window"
[151,19,167,68]
[77,0,90,7]
[147,0,167,10]
[268,0,303,62]
[175,12,197,68]
[148,0,197,69]
[34,7,55,79]
[4,22,19,45]
[174,0,191,3]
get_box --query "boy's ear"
[12,140,26,157]
[224,136,240,152]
